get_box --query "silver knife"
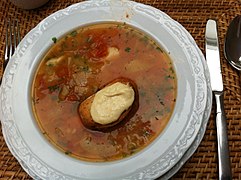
[205,19,232,180]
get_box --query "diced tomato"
[77,32,109,60]
[88,41,108,59]
[66,92,79,101]
[55,63,69,80]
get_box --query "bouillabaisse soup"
[32,23,177,162]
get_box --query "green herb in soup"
[32,23,177,162]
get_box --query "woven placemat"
[1,0,241,179]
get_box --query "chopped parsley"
[143,130,151,137]
[32,97,39,104]
[52,37,57,43]
[65,151,72,155]
[82,66,89,73]
[156,46,163,52]
[125,47,131,52]
[48,85,60,93]
[169,67,174,73]
[70,30,77,37]
[165,75,175,79]
[86,36,92,43]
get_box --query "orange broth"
[32,23,177,162]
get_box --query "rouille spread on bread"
[78,78,139,130]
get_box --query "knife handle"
[214,92,232,180]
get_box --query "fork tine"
[9,19,13,58]
[13,19,20,49]
[13,19,17,50]
[2,18,21,84]
[4,19,10,65]
[16,19,21,45]
[3,18,21,69]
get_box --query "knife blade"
[205,19,232,180]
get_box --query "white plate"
[161,46,212,180]
[0,0,209,179]
[8,65,212,180]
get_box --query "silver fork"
[2,19,21,83]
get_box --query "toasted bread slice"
[78,77,139,131]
